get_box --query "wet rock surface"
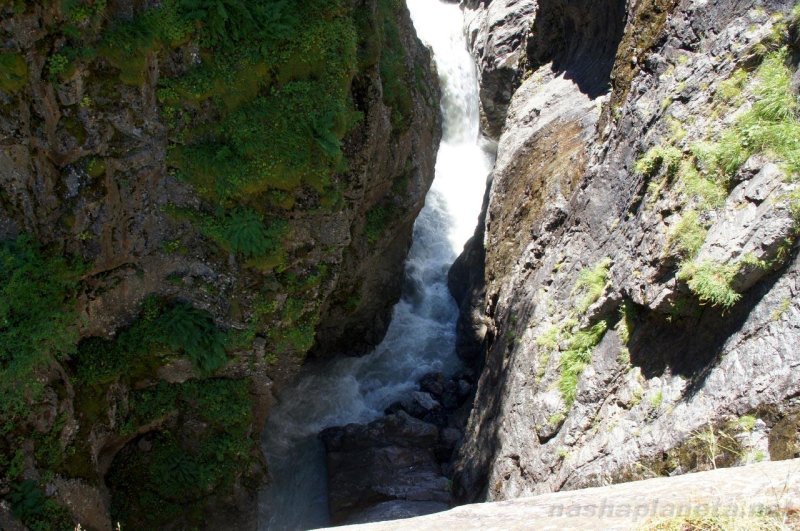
[320,371,475,524]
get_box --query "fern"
[159,303,227,373]
[311,111,343,158]
[221,208,274,258]
[9,480,45,521]
[178,0,296,50]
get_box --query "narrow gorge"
[1,0,800,530]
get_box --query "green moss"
[365,204,399,246]
[0,52,27,92]
[0,236,83,431]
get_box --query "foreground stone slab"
[320,459,800,530]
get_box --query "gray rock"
[451,0,800,506]
[321,411,451,524]
[462,0,537,137]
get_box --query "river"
[258,1,494,528]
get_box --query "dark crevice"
[526,0,628,98]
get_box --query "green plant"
[650,390,664,409]
[0,236,82,429]
[364,204,397,246]
[573,258,612,313]
[75,297,229,390]
[536,324,561,351]
[557,320,609,406]
[549,411,566,426]
[9,480,73,531]
[617,301,636,345]
[667,209,708,259]
[678,260,742,308]
[159,303,227,373]
[0,52,27,92]
[635,145,683,178]
[716,68,748,104]
[219,208,282,259]
[47,53,69,79]
[677,160,727,211]
[108,378,259,529]
[738,415,758,431]
[706,50,800,180]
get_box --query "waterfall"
[258,1,494,528]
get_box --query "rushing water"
[258,1,494,529]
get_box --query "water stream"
[258,1,494,528]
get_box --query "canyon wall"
[453,0,800,503]
[0,0,440,528]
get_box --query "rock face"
[320,370,477,524]
[462,0,538,137]
[454,0,800,505]
[0,0,441,528]
[324,458,800,530]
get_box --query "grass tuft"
[574,258,612,314]
[678,260,742,308]
[558,321,609,407]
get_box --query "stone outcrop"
[319,370,476,524]
[462,0,537,137]
[324,458,800,530]
[453,0,800,505]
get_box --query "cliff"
[453,0,800,504]
[0,0,441,528]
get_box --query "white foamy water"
[257,1,494,528]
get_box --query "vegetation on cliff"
[0,0,426,527]
[637,48,800,308]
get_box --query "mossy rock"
[0,52,27,93]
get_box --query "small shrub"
[9,480,74,531]
[159,303,227,373]
[0,237,82,428]
[47,53,69,80]
[108,379,257,528]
